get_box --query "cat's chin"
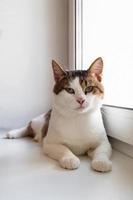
[75,106,90,113]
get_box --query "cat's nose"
[76,98,85,105]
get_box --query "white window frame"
[68,0,76,69]
[68,0,83,70]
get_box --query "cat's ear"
[52,60,66,82]
[87,57,103,82]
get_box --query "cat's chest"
[49,110,104,143]
[59,116,94,137]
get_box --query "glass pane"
[83,0,133,108]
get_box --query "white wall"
[0,0,68,130]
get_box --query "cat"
[6,57,112,172]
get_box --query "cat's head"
[52,57,104,114]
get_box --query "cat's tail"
[5,110,51,143]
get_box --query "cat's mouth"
[75,103,90,112]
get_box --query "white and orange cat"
[6,57,112,172]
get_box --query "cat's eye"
[65,87,75,94]
[85,86,94,94]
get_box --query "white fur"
[31,114,45,142]
[6,77,112,172]
[6,127,27,139]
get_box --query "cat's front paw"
[59,156,80,170]
[91,158,112,172]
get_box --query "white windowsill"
[0,137,133,200]
[109,136,133,159]
[102,105,133,146]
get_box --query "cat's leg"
[43,142,80,170]
[5,111,51,141]
[88,139,112,172]
[6,126,29,139]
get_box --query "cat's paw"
[6,130,19,139]
[91,158,112,172]
[59,156,80,170]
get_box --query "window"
[77,0,133,108]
